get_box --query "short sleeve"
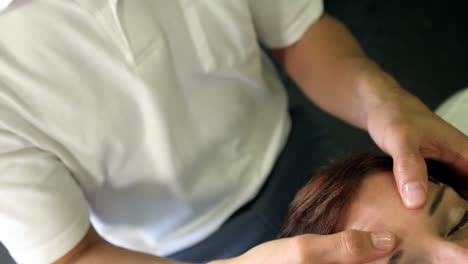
[0,129,90,264]
[248,0,324,48]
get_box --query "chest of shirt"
[0,0,272,177]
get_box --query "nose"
[434,240,468,262]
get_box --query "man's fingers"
[390,146,429,209]
[308,230,396,264]
[386,132,428,209]
[239,230,396,264]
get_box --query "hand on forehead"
[343,171,468,264]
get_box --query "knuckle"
[339,230,366,259]
[396,155,422,173]
[385,122,417,147]
[395,154,426,183]
[386,120,411,138]
[380,124,416,153]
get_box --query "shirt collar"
[0,0,14,13]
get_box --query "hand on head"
[279,153,468,264]
[232,230,395,264]
[366,90,468,209]
[344,170,468,263]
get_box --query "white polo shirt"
[0,0,324,263]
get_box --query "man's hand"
[364,72,468,208]
[271,13,468,210]
[212,230,395,264]
[58,226,394,264]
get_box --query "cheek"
[436,241,468,262]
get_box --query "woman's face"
[342,171,468,263]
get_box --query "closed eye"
[448,210,468,237]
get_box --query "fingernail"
[371,231,394,250]
[403,182,426,208]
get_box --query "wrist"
[353,63,415,129]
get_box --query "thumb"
[319,230,396,264]
[391,148,429,209]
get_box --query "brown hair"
[278,152,456,238]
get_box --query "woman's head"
[280,152,468,263]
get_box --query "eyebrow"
[429,185,447,216]
[386,186,446,264]
[388,249,404,264]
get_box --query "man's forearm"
[53,226,192,264]
[70,240,192,264]
[271,13,416,131]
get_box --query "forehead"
[341,172,468,264]
[342,171,439,232]
[343,172,399,230]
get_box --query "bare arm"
[271,13,410,130]
[53,226,190,264]
[53,224,394,264]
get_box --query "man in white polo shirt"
[0,1,467,264]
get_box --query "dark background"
[1,0,467,263]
